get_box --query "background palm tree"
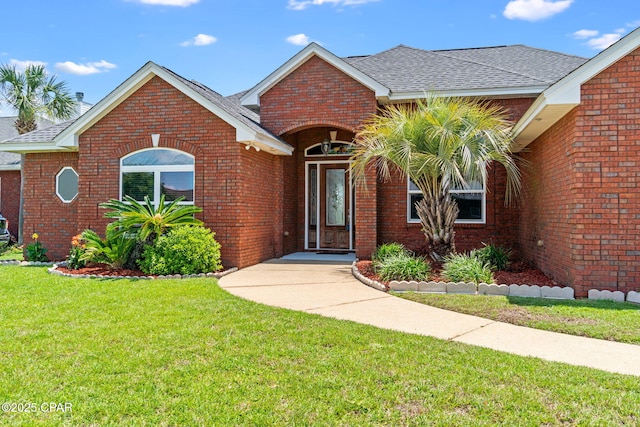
[0,63,75,244]
[0,63,75,133]
[351,94,523,261]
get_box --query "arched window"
[120,148,194,208]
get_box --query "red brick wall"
[0,170,21,237]
[74,76,281,269]
[260,55,378,136]
[22,152,79,260]
[519,48,640,296]
[518,111,577,288]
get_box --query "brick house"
[1,27,639,296]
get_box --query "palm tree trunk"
[415,187,458,261]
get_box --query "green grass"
[1,266,639,426]
[396,292,640,344]
[0,246,23,261]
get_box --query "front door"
[307,163,352,250]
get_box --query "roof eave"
[236,128,294,156]
[240,43,390,108]
[513,26,640,151]
[0,143,77,154]
[385,85,547,102]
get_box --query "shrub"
[138,226,222,275]
[80,229,136,270]
[472,243,512,271]
[372,242,409,267]
[25,232,48,262]
[442,253,494,284]
[377,254,431,282]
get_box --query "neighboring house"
[0,93,92,238]
[1,28,639,297]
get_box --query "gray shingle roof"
[0,119,77,144]
[344,45,587,93]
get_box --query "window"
[56,167,79,203]
[120,149,194,208]
[408,179,485,224]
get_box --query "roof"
[1,62,293,156]
[513,26,640,150]
[0,116,59,167]
[344,44,587,98]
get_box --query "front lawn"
[0,246,23,261]
[396,292,640,344]
[1,266,639,425]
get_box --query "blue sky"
[1,0,638,115]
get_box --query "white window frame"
[407,178,486,224]
[120,148,195,209]
[56,167,79,203]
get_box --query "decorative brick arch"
[279,121,357,138]
[110,137,203,159]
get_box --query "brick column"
[355,162,377,260]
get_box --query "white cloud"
[573,29,598,39]
[7,59,47,71]
[587,32,623,50]
[288,0,378,11]
[286,33,311,46]
[180,33,217,47]
[133,0,199,6]
[503,0,573,21]
[55,60,117,76]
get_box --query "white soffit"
[513,26,640,150]
[240,42,390,107]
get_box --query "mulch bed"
[55,264,154,278]
[356,259,558,287]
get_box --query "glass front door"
[307,163,353,250]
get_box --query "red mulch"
[356,259,558,287]
[56,264,154,278]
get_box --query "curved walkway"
[219,259,640,377]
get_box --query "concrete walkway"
[218,259,640,377]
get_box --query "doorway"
[306,161,354,251]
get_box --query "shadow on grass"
[506,295,640,312]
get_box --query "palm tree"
[351,94,522,261]
[0,63,75,133]
[0,64,76,244]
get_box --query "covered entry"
[305,142,354,251]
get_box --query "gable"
[259,56,378,135]
[240,43,389,109]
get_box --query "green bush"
[442,253,494,284]
[80,229,136,270]
[139,226,222,275]
[372,242,409,266]
[472,243,512,271]
[377,254,431,282]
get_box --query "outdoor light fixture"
[245,143,260,152]
[321,130,337,155]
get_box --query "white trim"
[0,164,21,171]
[55,166,79,203]
[304,160,354,251]
[513,26,640,149]
[0,143,76,154]
[241,43,390,108]
[120,148,195,208]
[386,86,546,103]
